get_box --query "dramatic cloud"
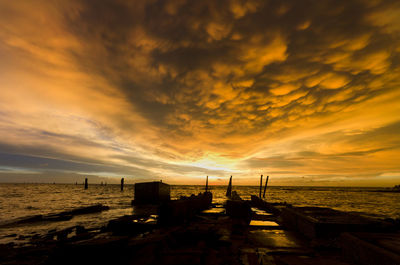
[0,0,399,185]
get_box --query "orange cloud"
[0,0,399,185]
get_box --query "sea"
[0,184,399,245]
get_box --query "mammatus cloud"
[0,0,399,185]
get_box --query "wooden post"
[259,175,263,198]
[205,176,208,193]
[226,176,232,197]
[121,178,124,191]
[263,175,269,199]
[84,178,88,190]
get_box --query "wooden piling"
[121,178,124,191]
[259,175,263,198]
[84,178,88,190]
[263,175,269,198]
[205,176,208,193]
[226,176,232,197]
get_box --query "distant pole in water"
[259,175,263,198]
[75,181,77,185]
[205,176,209,193]
[226,175,232,197]
[263,175,269,199]
[121,178,124,191]
[84,178,88,190]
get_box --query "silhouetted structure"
[205,176,208,192]
[120,178,124,191]
[263,175,269,198]
[226,175,232,197]
[158,192,212,225]
[133,181,170,205]
[226,198,252,225]
[259,175,263,198]
[84,178,88,190]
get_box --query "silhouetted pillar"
[226,176,232,197]
[263,175,269,199]
[205,176,208,193]
[121,178,124,191]
[84,178,88,190]
[259,175,263,198]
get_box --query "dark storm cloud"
[0,152,114,173]
[61,0,399,141]
[0,172,125,184]
[0,149,155,178]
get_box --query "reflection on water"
[0,184,399,243]
[249,220,280,226]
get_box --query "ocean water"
[0,184,399,244]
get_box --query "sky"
[0,0,399,186]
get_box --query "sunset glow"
[0,0,399,186]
